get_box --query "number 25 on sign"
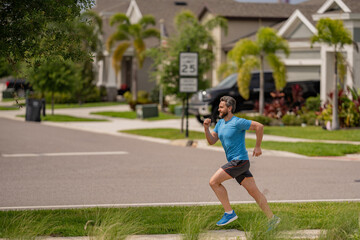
[179,52,198,77]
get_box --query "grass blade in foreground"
[0,202,359,238]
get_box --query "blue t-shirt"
[214,116,252,161]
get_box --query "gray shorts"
[221,160,253,185]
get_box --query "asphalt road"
[1,118,360,209]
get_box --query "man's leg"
[241,177,273,219]
[209,168,233,212]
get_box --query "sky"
[235,0,308,4]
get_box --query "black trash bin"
[25,98,42,122]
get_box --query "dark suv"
[5,78,32,97]
[189,71,319,123]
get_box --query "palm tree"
[107,14,160,101]
[228,27,289,115]
[311,18,354,130]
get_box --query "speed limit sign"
[179,52,198,77]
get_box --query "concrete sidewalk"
[1,103,360,161]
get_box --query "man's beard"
[219,110,228,119]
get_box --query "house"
[92,0,297,100]
[276,0,360,103]
[198,1,300,86]
[92,0,232,100]
[93,0,360,105]
[207,0,360,104]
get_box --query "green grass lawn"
[0,106,20,110]
[92,111,183,121]
[0,202,359,238]
[2,100,124,109]
[17,114,108,122]
[261,126,360,142]
[245,139,360,157]
[122,128,360,156]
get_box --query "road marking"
[1,199,360,211]
[1,151,128,158]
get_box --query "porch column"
[320,46,335,104]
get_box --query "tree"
[228,27,289,115]
[311,18,355,130]
[148,10,228,105]
[27,59,80,115]
[72,10,104,104]
[0,0,95,72]
[107,13,160,101]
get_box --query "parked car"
[5,78,32,97]
[189,71,319,123]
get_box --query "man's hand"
[253,146,262,157]
[203,118,211,129]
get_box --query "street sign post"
[179,52,198,138]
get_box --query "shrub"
[282,113,303,126]
[305,95,321,111]
[318,86,360,128]
[300,111,317,125]
[236,113,272,126]
[124,91,152,111]
[137,90,150,104]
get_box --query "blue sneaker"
[216,211,238,226]
[267,215,281,232]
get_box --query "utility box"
[136,104,158,119]
[25,98,42,122]
[174,105,184,116]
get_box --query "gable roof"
[317,0,360,13]
[312,0,360,21]
[278,9,317,40]
[318,0,351,13]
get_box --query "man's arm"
[248,120,264,157]
[203,118,219,145]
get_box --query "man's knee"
[209,178,220,188]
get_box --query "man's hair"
[220,96,236,113]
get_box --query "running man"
[203,96,280,230]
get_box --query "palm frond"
[204,16,228,36]
[129,24,142,38]
[106,32,129,50]
[256,27,289,56]
[174,10,197,30]
[311,18,352,48]
[110,13,130,26]
[134,38,146,68]
[229,39,259,68]
[81,10,103,33]
[237,56,259,100]
[112,41,131,74]
[266,53,286,91]
[138,15,156,29]
[217,61,237,80]
[142,28,160,39]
